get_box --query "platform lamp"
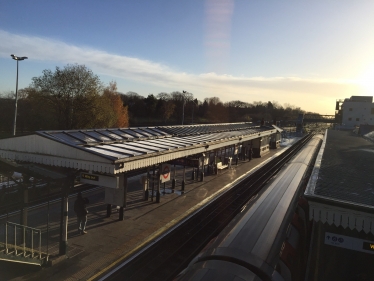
[191,98,198,125]
[182,90,186,125]
[11,54,28,136]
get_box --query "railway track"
[99,133,316,281]
[0,184,98,219]
[0,167,149,217]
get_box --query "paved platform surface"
[0,144,292,281]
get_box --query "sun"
[357,64,374,94]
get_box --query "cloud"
[0,30,364,113]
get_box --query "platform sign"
[81,173,99,181]
[324,232,374,255]
[80,173,120,189]
[160,163,171,183]
[169,158,198,167]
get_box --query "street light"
[182,90,186,125]
[191,98,198,125]
[11,54,28,136]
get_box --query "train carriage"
[176,135,323,281]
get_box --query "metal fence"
[0,221,47,264]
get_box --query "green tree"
[21,87,57,131]
[0,96,15,134]
[121,91,145,121]
[156,92,175,123]
[30,64,104,130]
[170,91,193,124]
[204,97,228,123]
[225,100,253,122]
[144,94,158,120]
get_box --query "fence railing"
[1,221,48,264]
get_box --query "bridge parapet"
[303,114,336,123]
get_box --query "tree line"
[122,93,309,127]
[0,64,316,136]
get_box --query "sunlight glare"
[357,64,374,94]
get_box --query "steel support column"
[172,164,176,190]
[59,176,72,255]
[145,167,150,200]
[20,181,28,226]
[200,155,204,181]
[156,165,161,203]
[106,204,112,218]
[182,165,186,191]
[119,173,127,221]
[151,166,155,201]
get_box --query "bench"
[216,162,228,170]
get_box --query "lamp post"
[11,54,28,136]
[191,98,198,125]
[182,90,186,125]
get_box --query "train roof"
[190,136,322,279]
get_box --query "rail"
[0,183,97,217]
[0,222,48,265]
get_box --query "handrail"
[6,221,41,231]
[4,221,44,260]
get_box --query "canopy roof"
[305,130,374,234]
[0,123,281,174]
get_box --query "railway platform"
[0,143,293,281]
[305,129,374,280]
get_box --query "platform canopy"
[0,123,281,175]
[305,130,374,235]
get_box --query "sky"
[1,0,374,114]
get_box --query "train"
[175,134,323,281]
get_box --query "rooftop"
[307,130,374,208]
[344,96,373,103]
[0,123,280,174]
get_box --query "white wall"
[341,100,374,128]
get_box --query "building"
[336,96,374,129]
